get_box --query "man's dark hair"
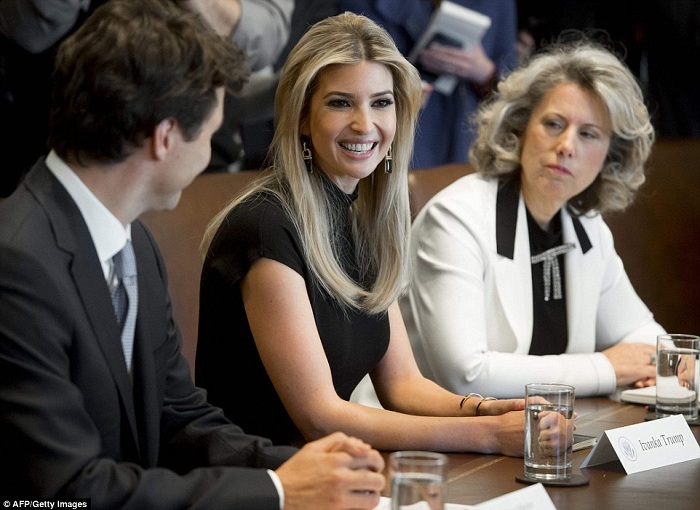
[48,0,249,166]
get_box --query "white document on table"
[374,482,555,509]
[620,385,656,405]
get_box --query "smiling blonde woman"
[194,12,564,457]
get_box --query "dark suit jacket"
[0,160,296,509]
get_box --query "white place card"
[580,414,700,474]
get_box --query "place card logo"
[618,437,637,461]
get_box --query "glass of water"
[523,383,575,482]
[390,450,446,510]
[656,334,699,421]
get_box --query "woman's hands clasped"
[603,342,656,388]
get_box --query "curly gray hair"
[469,39,654,215]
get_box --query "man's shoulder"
[0,185,50,245]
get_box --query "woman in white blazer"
[402,37,665,399]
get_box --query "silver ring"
[650,354,656,365]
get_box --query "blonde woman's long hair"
[202,12,423,314]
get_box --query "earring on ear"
[301,137,313,174]
[384,146,393,174]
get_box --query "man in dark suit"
[0,1,384,508]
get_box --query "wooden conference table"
[382,398,700,509]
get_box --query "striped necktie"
[111,240,138,372]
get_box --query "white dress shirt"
[45,150,129,284]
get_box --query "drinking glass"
[390,451,446,510]
[656,334,699,421]
[523,383,575,481]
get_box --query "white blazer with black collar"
[402,173,665,398]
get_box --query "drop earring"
[301,137,313,174]
[384,146,393,174]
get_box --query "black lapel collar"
[496,177,520,259]
[570,214,592,253]
[129,222,165,466]
[495,176,593,258]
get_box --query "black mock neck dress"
[196,178,390,446]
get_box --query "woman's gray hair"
[469,38,655,215]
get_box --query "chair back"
[408,163,475,219]
[140,171,262,375]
